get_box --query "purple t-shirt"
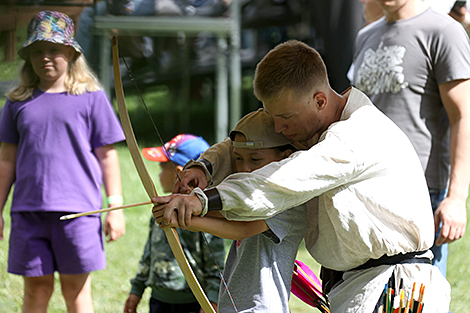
[0,89,125,213]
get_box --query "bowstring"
[121,57,239,313]
[201,232,238,312]
[120,57,181,182]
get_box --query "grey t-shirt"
[217,205,307,312]
[352,8,470,189]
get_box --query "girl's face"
[233,133,291,173]
[28,41,75,91]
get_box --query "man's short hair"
[253,40,329,103]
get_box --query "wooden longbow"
[112,36,216,313]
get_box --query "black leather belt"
[351,250,431,272]
[321,250,431,294]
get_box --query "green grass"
[447,195,470,313]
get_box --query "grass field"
[0,145,469,312]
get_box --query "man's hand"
[104,209,126,242]
[173,167,208,194]
[124,293,141,313]
[434,196,467,245]
[152,194,203,229]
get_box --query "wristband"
[107,195,123,206]
[190,187,208,216]
[184,159,213,186]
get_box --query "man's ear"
[313,91,328,110]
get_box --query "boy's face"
[233,133,287,173]
[159,162,177,193]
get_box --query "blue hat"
[142,134,210,167]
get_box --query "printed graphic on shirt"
[356,41,409,95]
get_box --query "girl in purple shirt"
[0,11,125,312]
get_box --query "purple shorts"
[8,212,106,277]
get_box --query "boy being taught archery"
[155,109,308,312]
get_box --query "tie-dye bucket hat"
[18,10,83,60]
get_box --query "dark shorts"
[149,297,200,313]
[8,212,106,277]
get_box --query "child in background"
[0,11,126,313]
[155,110,308,312]
[124,134,225,313]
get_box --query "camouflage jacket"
[130,217,225,304]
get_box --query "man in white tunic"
[153,40,450,313]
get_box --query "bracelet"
[107,195,123,206]
[190,187,208,216]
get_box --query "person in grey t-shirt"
[352,0,470,278]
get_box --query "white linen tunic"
[207,88,449,312]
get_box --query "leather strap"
[351,250,431,271]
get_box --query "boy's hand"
[124,293,140,313]
[173,167,208,194]
[152,194,203,229]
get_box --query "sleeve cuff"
[190,187,209,216]
[184,159,213,186]
[129,280,146,298]
[198,158,213,175]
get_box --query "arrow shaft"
[60,200,153,220]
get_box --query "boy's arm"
[160,212,269,241]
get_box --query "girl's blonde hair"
[7,52,103,102]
